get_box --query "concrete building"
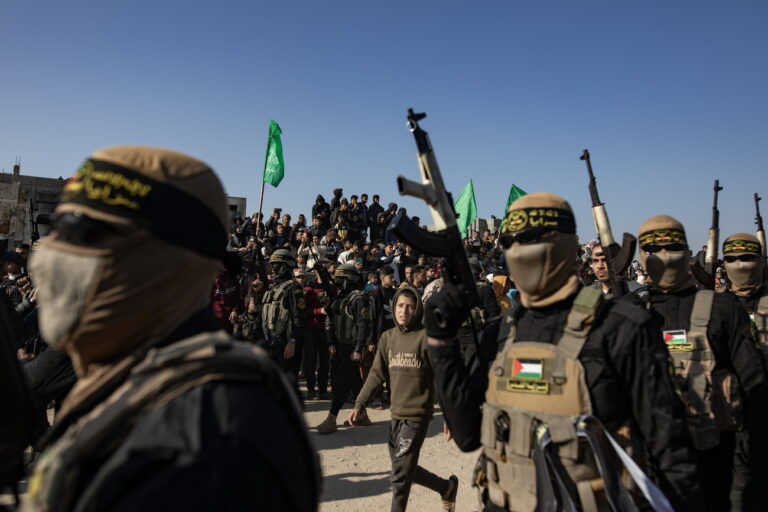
[0,163,249,246]
[0,164,66,247]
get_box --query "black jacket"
[325,289,371,352]
[34,309,319,512]
[428,291,702,511]
[640,286,768,510]
[368,285,397,345]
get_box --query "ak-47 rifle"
[755,193,767,261]
[579,150,637,297]
[243,231,268,304]
[388,109,480,326]
[704,180,723,275]
[30,198,40,243]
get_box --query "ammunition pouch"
[667,290,741,450]
[262,281,292,338]
[332,291,363,346]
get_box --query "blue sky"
[1,1,766,249]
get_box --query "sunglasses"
[724,254,758,263]
[51,212,123,245]
[641,243,687,253]
[499,228,554,249]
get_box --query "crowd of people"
[3,147,768,512]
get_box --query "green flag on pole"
[454,180,478,239]
[262,120,285,187]
[504,184,527,212]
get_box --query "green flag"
[454,180,478,239]
[504,184,527,212]
[262,120,285,187]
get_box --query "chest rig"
[661,290,741,451]
[261,280,294,338]
[480,287,672,512]
[24,331,308,512]
[332,290,363,345]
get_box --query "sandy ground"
[304,397,481,512]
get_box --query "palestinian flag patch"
[663,330,693,352]
[512,358,543,380]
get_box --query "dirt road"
[304,399,481,511]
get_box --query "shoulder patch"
[297,297,306,309]
[360,307,370,320]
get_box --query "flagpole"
[247,122,275,293]
[256,122,272,232]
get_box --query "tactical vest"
[261,279,294,338]
[750,292,768,363]
[663,290,742,451]
[481,287,605,511]
[332,290,363,345]
[478,287,673,512]
[24,331,310,512]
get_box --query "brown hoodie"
[355,287,435,421]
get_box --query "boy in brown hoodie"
[349,286,458,512]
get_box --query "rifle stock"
[704,180,723,275]
[579,150,636,297]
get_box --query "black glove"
[424,282,470,339]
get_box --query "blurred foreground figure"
[23,147,319,512]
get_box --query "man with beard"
[589,243,640,298]
[321,229,343,263]
[316,263,373,434]
[424,194,702,511]
[720,233,768,510]
[631,216,768,512]
[22,146,319,512]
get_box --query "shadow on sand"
[321,471,391,503]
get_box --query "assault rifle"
[30,198,40,243]
[756,193,767,260]
[704,180,723,275]
[388,109,480,324]
[579,150,637,297]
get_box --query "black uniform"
[262,276,306,380]
[25,309,320,512]
[456,280,499,365]
[652,285,768,512]
[428,291,702,512]
[325,289,371,417]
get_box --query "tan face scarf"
[505,232,580,308]
[29,232,220,377]
[640,248,694,293]
[725,259,764,297]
